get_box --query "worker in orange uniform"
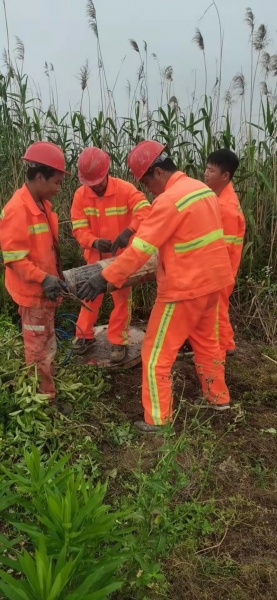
[0,142,70,413]
[77,141,235,432]
[205,149,245,359]
[71,147,150,363]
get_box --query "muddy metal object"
[63,254,158,295]
[64,255,156,369]
[74,325,145,369]
[60,290,94,313]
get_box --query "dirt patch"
[107,336,277,599]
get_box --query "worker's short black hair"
[207,149,239,179]
[145,156,177,177]
[27,164,56,181]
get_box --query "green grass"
[0,315,277,598]
[0,3,277,597]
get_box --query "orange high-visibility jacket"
[218,182,245,277]
[102,172,234,302]
[0,184,60,307]
[71,177,150,263]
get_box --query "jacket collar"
[218,182,234,199]
[84,176,117,199]
[22,183,52,216]
[164,171,187,191]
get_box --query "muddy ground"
[101,337,277,600]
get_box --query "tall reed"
[0,4,276,339]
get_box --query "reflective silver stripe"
[174,229,223,253]
[224,235,237,243]
[2,250,29,262]
[105,206,128,216]
[23,324,45,332]
[72,219,89,230]
[132,200,149,213]
[28,223,49,234]
[84,207,100,217]
[132,237,158,255]
[224,235,244,245]
[234,237,244,245]
[148,303,175,424]
[176,189,216,212]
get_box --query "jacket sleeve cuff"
[73,232,98,249]
[129,217,139,232]
[101,266,124,289]
[89,234,98,246]
[82,234,98,249]
[36,270,48,283]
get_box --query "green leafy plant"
[0,447,130,599]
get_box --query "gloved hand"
[111,228,134,255]
[93,238,112,253]
[42,275,67,302]
[77,272,107,302]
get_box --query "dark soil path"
[107,338,277,599]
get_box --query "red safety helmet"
[22,141,69,174]
[127,140,166,180]
[78,147,110,186]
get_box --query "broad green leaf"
[0,570,32,600]
[47,561,74,600]
[18,550,39,594]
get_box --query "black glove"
[93,238,112,253]
[42,275,67,302]
[77,272,107,302]
[111,228,134,255]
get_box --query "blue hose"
[55,313,85,365]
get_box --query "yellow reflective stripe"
[174,229,223,253]
[132,236,158,256]
[224,235,236,243]
[148,303,175,425]
[0,208,5,219]
[28,223,49,234]
[132,200,149,214]
[176,188,216,212]
[84,207,100,217]
[2,250,28,262]
[105,206,128,216]
[121,290,132,344]
[215,301,219,342]
[224,235,244,245]
[72,219,89,230]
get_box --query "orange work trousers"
[217,284,235,359]
[76,287,132,345]
[19,306,57,401]
[141,292,230,425]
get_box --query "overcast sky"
[1,0,276,121]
